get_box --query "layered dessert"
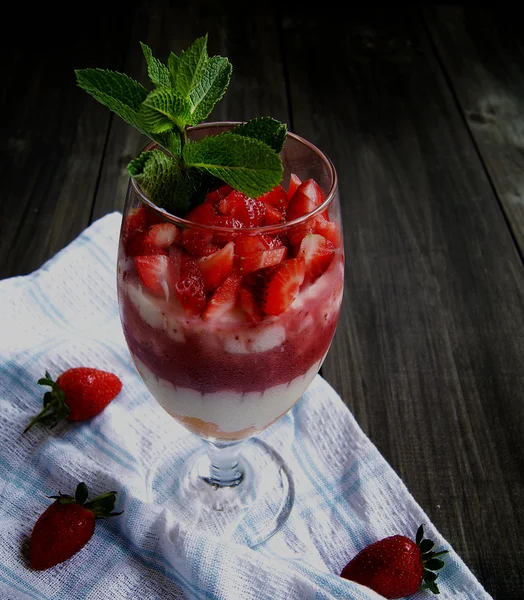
[117,175,344,441]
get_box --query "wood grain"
[91,0,290,220]
[280,7,524,598]
[424,5,524,258]
[0,7,136,278]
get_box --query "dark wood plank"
[0,7,136,278]
[424,6,524,258]
[280,6,524,599]
[91,0,290,221]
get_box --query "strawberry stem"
[23,371,70,433]
[46,483,123,517]
[416,525,449,595]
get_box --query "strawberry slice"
[173,252,206,316]
[235,234,273,256]
[286,179,325,221]
[143,222,180,249]
[205,184,233,206]
[287,173,302,201]
[259,258,305,316]
[122,207,162,255]
[297,233,335,282]
[287,214,341,251]
[182,202,218,257]
[202,273,242,322]
[258,185,289,213]
[313,218,341,248]
[135,255,177,298]
[213,215,244,245]
[218,189,244,216]
[126,231,168,257]
[239,247,287,274]
[186,202,218,224]
[239,286,264,324]
[263,205,285,225]
[181,228,217,257]
[222,191,266,227]
[198,241,235,291]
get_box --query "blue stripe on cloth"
[0,358,140,476]
[119,496,216,600]
[0,457,204,600]
[0,569,47,600]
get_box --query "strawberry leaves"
[417,525,449,595]
[76,36,287,216]
[23,371,70,432]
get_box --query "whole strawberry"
[24,368,122,432]
[29,482,122,570]
[341,525,448,598]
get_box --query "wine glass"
[116,122,344,546]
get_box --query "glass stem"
[204,441,244,488]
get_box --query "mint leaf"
[140,42,171,87]
[128,150,190,214]
[167,130,181,156]
[232,117,287,153]
[183,133,283,197]
[75,69,148,133]
[173,35,209,97]
[168,51,179,86]
[139,87,191,133]
[188,56,232,125]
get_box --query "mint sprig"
[140,43,171,88]
[183,133,283,198]
[76,36,287,214]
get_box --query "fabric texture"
[0,212,491,600]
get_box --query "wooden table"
[2,4,523,598]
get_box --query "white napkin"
[0,212,491,600]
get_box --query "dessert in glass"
[116,122,343,543]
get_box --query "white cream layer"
[134,357,321,433]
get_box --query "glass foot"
[146,438,295,547]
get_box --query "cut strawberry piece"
[287,214,340,251]
[181,228,215,257]
[287,219,317,252]
[218,189,245,216]
[313,218,342,248]
[263,205,285,225]
[186,202,218,224]
[198,242,235,291]
[213,215,244,245]
[230,195,266,227]
[258,185,289,213]
[235,234,273,256]
[205,184,233,206]
[287,173,302,201]
[126,231,169,257]
[122,207,162,255]
[239,286,264,324]
[168,245,184,281]
[286,179,325,221]
[143,222,180,249]
[259,258,305,316]
[202,273,242,322]
[297,233,335,282]
[135,255,177,298]
[174,253,206,316]
[182,202,219,256]
[239,247,287,274]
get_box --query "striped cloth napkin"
[0,212,491,600]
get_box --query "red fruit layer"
[118,255,343,394]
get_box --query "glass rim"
[130,121,338,233]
